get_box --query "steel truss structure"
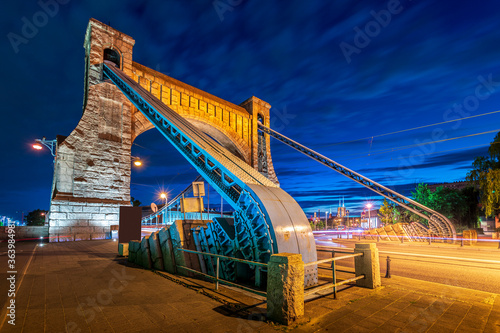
[258,123,457,242]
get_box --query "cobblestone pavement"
[1,240,498,332]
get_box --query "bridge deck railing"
[176,248,267,297]
[141,193,233,226]
[304,249,364,299]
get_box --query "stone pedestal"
[354,243,381,289]
[148,231,164,271]
[118,243,129,256]
[266,253,304,325]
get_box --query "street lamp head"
[160,192,167,200]
[131,156,142,167]
[366,203,373,209]
[33,138,57,156]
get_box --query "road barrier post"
[354,243,381,289]
[461,236,464,247]
[385,256,391,278]
[267,253,304,325]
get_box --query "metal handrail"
[304,252,363,267]
[179,248,268,267]
[303,251,364,299]
[177,248,267,296]
[304,275,365,296]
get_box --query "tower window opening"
[103,48,120,68]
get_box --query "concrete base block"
[141,236,153,269]
[267,253,304,325]
[90,233,107,240]
[148,231,164,271]
[354,243,381,289]
[74,234,91,241]
[158,227,176,273]
[128,240,140,263]
[118,243,129,256]
[135,248,144,266]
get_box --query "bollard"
[358,233,361,241]
[461,236,464,247]
[428,233,432,245]
[267,253,304,325]
[385,256,391,278]
[401,236,404,244]
[354,243,381,289]
[498,239,500,250]
[377,235,380,242]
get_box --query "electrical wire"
[322,109,500,147]
[334,129,500,160]
[355,142,497,166]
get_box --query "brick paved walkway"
[1,240,274,333]
[1,240,499,332]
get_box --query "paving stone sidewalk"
[1,240,499,332]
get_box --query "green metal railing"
[177,248,267,297]
[304,249,364,299]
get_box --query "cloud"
[358,146,488,173]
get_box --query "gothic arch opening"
[104,48,120,68]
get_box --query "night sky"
[1,0,500,221]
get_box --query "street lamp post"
[366,203,373,229]
[160,192,167,227]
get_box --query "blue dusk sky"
[1,0,500,220]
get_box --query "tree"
[411,183,479,228]
[130,196,142,207]
[466,131,500,217]
[25,209,47,226]
[378,199,395,224]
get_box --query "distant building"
[361,209,380,229]
[337,206,348,218]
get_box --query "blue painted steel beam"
[258,123,456,241]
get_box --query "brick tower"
[48,19,135,241]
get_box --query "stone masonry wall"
[49,19,135,242]
[131,62,252,162]
[49,82,134,242]
[49,18,280,241]
[130,63,279,184]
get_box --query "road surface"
[314,232,500,294]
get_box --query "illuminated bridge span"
[103,62,318,286]
[47,19,455,291]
